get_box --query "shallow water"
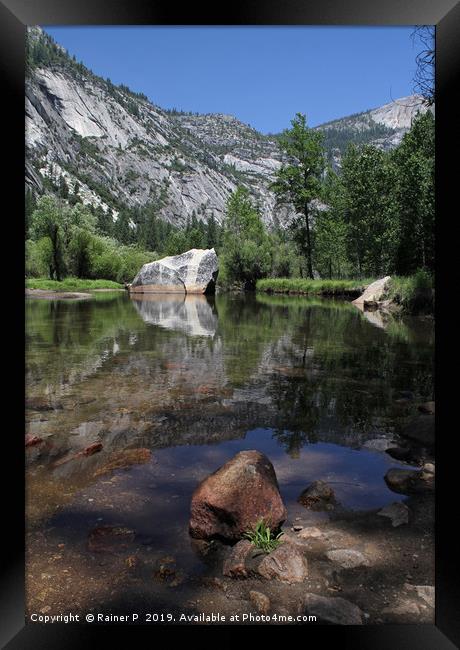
[25,291,434,600]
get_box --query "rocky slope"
[25,27,431,228]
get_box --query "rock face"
[26,28,431,229]
[189,450,287,542]
[129,248,218,295]
[352,276,391,309]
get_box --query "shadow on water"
[25,291,434,613]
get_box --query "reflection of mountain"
[131,294,218,337]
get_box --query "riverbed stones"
[298,480,336,511]
[129,248,218,295]
[189,450,287,542]
[385,467,434,495]
[303,593,364,625]
[377,501,409,527]
[258,542,308,584]
[325,549,370,569]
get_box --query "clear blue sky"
[43,26,420,134]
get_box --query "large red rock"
[189,450,287,542]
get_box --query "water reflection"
[131,294,218,337]
[26,292,434,507]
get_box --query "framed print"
[1,0,459,647]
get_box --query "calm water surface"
[25,292,434,578]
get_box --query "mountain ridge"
[25,27,431,229]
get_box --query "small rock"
[82,442,103,456]
[298,527,323,539]
[377,502,409,527]
[25,434,43,448]
[385,468,434,495]
[303,593,363,625]
[298,480,336,511]
[292,525,303,532]
[363,438,395,452]
[326,549,370,569]
[418,401,435,415]
[400,414,434,447]
[258,542,308,584]
[154,557,176,582]
[249,590,271,614]
[222,539,254,578]
[87,526,135,553]
[415,585,435,607]
[386,447,411,461]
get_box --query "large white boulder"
[129,248,218,295]
[352,276,391,309]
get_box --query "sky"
[43,26,420,134]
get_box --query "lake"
[25,291,434,616]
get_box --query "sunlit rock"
[189,450,287,542]
[352,276,391,309]
[129,248,218,295]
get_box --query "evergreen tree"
[271,113,325,278]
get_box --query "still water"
[25,291,434,604]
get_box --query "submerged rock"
[298,480,336,511]
[303,593,364,625]
[258,542,308,584]
[94,448,152,477]
[129,248,218,295]
[189,450,287,542]
[87,526,135,553]
[377,501,409,527]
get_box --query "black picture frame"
[2,0,459,647]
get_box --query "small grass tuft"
[243,519,284,553]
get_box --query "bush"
[386,270,434,314]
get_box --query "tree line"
[25,109,434,287]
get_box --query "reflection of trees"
[259,299,434,454]
[215,293,286,386]
[26,292,434,461]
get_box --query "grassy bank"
[256,278,372,296]
[384,271,434,314]
[25,278,124,291]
